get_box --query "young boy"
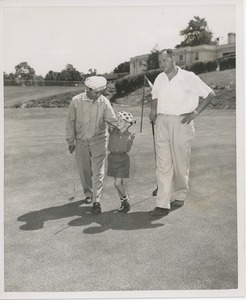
[107,111,136,213]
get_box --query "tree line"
[4,16,225,86]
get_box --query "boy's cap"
[117,111,136,124]
[85,76,107,92]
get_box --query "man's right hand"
[69,144,76,154]
[149,110,157,124]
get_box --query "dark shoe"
[92,202,101,214]
[84,196,93,204]
[148,207,169,216]
[118,200,130,213]
[171,200,184,209]
[152,187,158,196]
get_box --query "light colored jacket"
[66,92,116,145]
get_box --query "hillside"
[114,69,236,109]
[7,69,236,109]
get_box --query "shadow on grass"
[17,199,88,231]
[68,209,164,234]
[17,199,184,233]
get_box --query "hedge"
[115,69,161,95]
[187,60,217,74]
[219,56,235,71]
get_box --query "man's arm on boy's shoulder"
[104,98,117,126]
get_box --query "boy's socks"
[118,195,130,213]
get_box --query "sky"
[2,1,237,77]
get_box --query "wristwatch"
[193,110,199,115]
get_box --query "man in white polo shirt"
[149,49,215,216]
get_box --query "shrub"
[206,60,218,72]
[188,62,206,74]
[187,60,218,74]
[12,101,22,108]
[115,69,161,95]
[219,56,236,71]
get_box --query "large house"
[130,33,236,74]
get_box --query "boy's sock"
[118,195,130,213]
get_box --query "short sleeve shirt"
[151,67,213,115]
[108,128,134,153]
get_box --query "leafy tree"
[88,68,97,76]
[60,64,82,81]
[44,65,82,85]
[113,61,130,73]
[14,62,36,85]
[3,72,17,86]
[175,16,213,48]
[44,70,59,85]
[147,49,160,71]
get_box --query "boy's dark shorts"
[107,152,130,178]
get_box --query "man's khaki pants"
[155,114,195,209]
[75,139,107,202]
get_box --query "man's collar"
[162,66,185,81]
[83,92,100,103]
[175,66,186,80]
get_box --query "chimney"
[228,33,236,44]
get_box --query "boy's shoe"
[84,196,93,204]
[78,196,92,207]
[118,200,130,213]
[92,202,101,214]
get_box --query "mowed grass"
[199,68,235,86]
[4,85,85,107]
[4,107,238,292]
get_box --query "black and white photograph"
[0,0,245,299]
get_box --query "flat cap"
[85,76,107,92]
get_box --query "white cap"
[85,76,107,92]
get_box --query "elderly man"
[149,49,215,217]
[66,76,117,214]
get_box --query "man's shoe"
[92,202,101,214]
[84,196,93,204]
[118,200,131,213]
[171,200,184,209]
[148,207,169,216]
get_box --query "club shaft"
[151,122,157,165]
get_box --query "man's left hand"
[181,112,197,124]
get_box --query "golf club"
[151,121,158,196]
[69,152,77,201]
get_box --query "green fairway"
[3,106,239,294]
[4,86,84,107]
